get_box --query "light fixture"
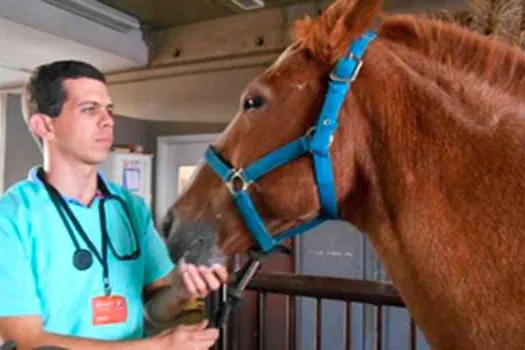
[230,0,265,11]
[42,0,140,32]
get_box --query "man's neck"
[43,152,100,206]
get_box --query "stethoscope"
[38,169,141,295]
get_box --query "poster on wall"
[122,160,141,193]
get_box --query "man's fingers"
[194,339,219,350]
[181,267,198,297]
[186,264,208,297]
[197,319,209,330]
[211,264,229,283]
[198,266,221,290]
[179,263,229,298]
[191,328,220,341]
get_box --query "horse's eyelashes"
[243,95,266,111]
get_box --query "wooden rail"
[219,272,416,350]
[247,272,405,307]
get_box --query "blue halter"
[204,31,377,253]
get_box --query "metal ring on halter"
[226,169,251,194]
[305,126,334,147]
[305,126,316,138]
[329,55,364,83]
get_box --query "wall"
[108,65,265,123]
[4,93,41,189]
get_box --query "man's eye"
[81,107,96,114]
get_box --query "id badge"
[92,295,128,325]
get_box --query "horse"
[161,0,525,348]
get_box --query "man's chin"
[85,151,110,166]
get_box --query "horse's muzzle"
[163,211,225,267]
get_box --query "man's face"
[47,77,114,165]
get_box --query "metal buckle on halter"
[305,126,334,147]
[329,53,363,83]
[225,168,251,194]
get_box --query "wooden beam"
[147,3,320,67]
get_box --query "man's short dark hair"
[22,60,106,123]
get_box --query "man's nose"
[100,109,114,128]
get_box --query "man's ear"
[28,114,54,142]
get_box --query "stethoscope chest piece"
[73,249,93,270]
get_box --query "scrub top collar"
[27,166,110,206]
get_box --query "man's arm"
[142,269,189,327]
[0,315,219,350]
[0,316,154,350]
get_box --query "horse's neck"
[343,38,525,349]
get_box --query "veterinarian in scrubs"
[0,60,228,349]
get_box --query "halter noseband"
[207,31,377,328]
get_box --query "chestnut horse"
[162,0,525,348]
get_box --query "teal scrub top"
[0,166,175,340]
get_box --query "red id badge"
[92,295,128,325]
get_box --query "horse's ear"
[328,0,382,60]
[294,0,381,63]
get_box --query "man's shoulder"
[0,180,46,239]
[0,179,45,213]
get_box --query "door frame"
[0,93,7,194]
[155,133,221,225]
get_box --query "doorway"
[155,133,221,226]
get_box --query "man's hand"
[175,263,229,298]
[143,263,229,327]
[155,320,219,350]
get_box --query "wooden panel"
[148,7,292,66]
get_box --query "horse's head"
[163,0,383,258]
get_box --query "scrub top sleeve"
[0,216,42,317]
[141,210,175,287]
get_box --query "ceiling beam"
[147,6,296,67]
[146,0,465,67]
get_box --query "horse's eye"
[242,95,265,111]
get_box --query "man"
[0,60,228,349]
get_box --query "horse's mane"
[378,15,525,97]
[293,5,525,97]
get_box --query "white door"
[155,133,220,227]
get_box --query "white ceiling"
[0,0,148,90]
